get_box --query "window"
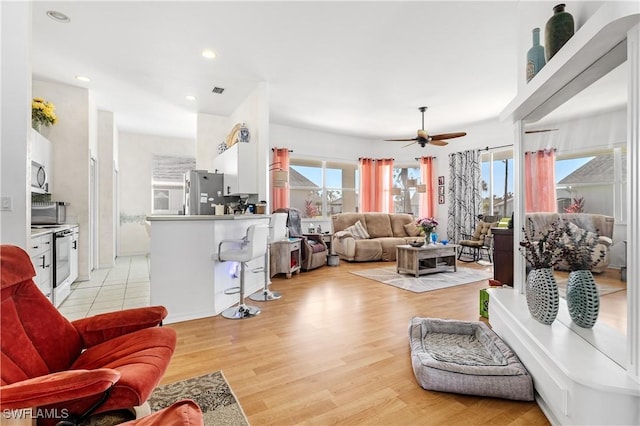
[289,159,357,218]
[481,150,513,218]
[393,166,420,214]
[556,148,626,221]
[151,155,195,214]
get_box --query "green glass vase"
[544,3,574,61]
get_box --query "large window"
[556,147,627,221]
[481,150,513,218]
[393,166,420,214]
[289,159,357,218]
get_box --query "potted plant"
[519,217,564,325]
[559,222,605,328]
[417,217,438,244]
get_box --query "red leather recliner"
[0,245,177,425]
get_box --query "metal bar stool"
[218,224,269,319]
[249,213,288,302]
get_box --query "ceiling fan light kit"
[385,106,467,148]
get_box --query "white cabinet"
[31,129,53,193]
[212,143,257,195]
[29,232,53,303]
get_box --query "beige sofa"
[331,213,422,262]
[525,213,614,273]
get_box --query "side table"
[270,238,302,278]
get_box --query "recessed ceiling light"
[46,10,70,23]
[185,95,197,101]
[201,49,216,59]
[75,75,91,82]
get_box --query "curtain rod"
[358,157,394,161]
[414,156,435,160]
[477,144,513,152]
[271,148,293,152]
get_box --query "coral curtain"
[359,158,394,213]
[447,150,482,244]
[525,149,557,212]
[419,156,435,218]
[271,148,290,211]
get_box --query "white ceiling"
[30,1,626,141]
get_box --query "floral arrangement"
[559,222,606,271]
[417,217,438,234]
[32,97,57,129]
[519,217,564,269]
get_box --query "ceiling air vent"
[212,87,225,94]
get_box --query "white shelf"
[501,2,639,124]
[488,288,639,425]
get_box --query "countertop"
[146,214,270,221]
[30,223,78,237]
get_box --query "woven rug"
[351,265,493,293]
[83,371,249,426]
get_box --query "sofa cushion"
[404,222,422,237]
[344,220,370,239]
[389,214,415,237]
[363,213,393,238]
[354,239,383,262]
[332,213,366,233]
[378,237,408,261]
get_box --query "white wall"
[118,132,195,255]
[33,79,92,281]
[1,1,31,249]
[98,110,117,267]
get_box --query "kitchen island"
[147,214,270,324]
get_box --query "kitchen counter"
[147,214,270,323]
[30,224,78,237]
[146,214,269,221]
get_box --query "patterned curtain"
[359,158,394,213]
[525,149,557,212]
[447,150,482,243]
[271,148,290,211]
[419,156,435,218]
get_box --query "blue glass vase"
[526,28,546,82]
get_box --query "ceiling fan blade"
[385,138,418,142]
[402,141,418,148]
[430,139,449,147]
[430,132,466,140]
[525,129,559,134]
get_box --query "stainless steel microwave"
[31,160,49,193]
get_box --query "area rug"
[351,266,493,293]
[82,371,249,426]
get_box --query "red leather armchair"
[0,245,176,425]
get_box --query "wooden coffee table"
[396,244,459,277]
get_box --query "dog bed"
[409,317,534,401]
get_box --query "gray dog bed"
[409,317,534,401]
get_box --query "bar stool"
[249,213,288,302]
[218,224,269,319]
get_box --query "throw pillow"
[404,222,422,237]
[344,220,370,240]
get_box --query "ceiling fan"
[385,106,467,147]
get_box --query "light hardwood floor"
[164,260,560,426]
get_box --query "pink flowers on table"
[417,217,438,234]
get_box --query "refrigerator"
[184,170,224,215]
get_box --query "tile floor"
[58,255,151,321]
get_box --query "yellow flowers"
[32,97,57,130]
